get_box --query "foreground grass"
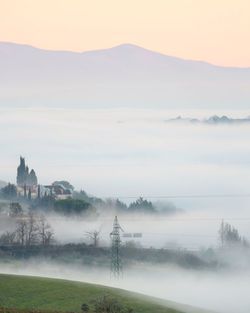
[0,274,211,313]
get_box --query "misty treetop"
[53,199,94,215]
[0,183,17,199]
[218,220,249,248]
[128,197,155,213]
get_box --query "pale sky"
[0,0,250,67]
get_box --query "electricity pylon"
[110,216,123,278]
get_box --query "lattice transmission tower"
[110,215,124,278]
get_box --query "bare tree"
[38,215,54,246]
[0,231,16,245]
[26,212,38,245]
[38,215,47,245]
[44,229,54,245]
[85,230,100,247]
[16,216,27,246]
[15,213,54,246]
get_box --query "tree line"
[0,210,54,246]
[218,220,249,248]
[0,182,180,216]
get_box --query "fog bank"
[1,107,250,198]
[1,260,250,313]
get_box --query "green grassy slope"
[0,274,212,313]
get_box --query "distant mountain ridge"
[0,42,250,109]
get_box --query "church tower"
[17,156,27,186]
[16,157,38,187]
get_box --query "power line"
[104,231,250,240]
[36,216,250,222]
[97,217,250,222]
[97,194,250,199]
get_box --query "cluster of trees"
[0,180,178,216]
[53,198,93,215]
[9,202,23,216]
[0,183,17,199]
[74,191,178,215]
[75,191,156,213]
[219,220,249,248]
[127,197,155,212]
[0,183,36,201]
[0,211,54,246]
[0,185,94,215]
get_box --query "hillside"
[0,274,213,313]
[0,42,250,109]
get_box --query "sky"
[0,0,249,67]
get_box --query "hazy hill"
[0,274,215,313]
[1,42,250,108]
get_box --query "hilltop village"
[0,157,170,216]
[16,157,73,200]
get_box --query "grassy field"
[0,274,212,313]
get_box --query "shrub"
[94,295,133,313]
[81,303,89,312]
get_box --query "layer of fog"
[1,107,250,312]
[1,259,250,313]
[0,107,250,247]
[1,107,250,248]
[1,107,250,196]
[43,203,250,249]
